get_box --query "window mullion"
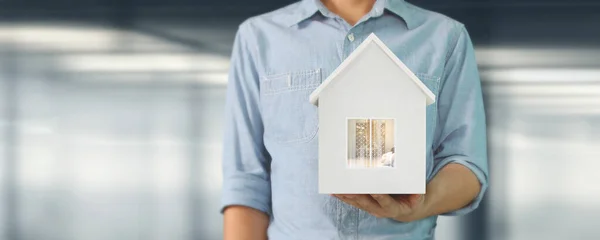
[369,118,372,166]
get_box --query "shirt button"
[348,33,355,42]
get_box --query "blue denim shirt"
[221,0,489,239]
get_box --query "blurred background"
[0,0,599,239]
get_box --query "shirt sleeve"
[430,23,489,216]
[220,21,272,216]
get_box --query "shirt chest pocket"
[260,69,322,144]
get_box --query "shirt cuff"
[430,155,488,216]
[220,174,272,215]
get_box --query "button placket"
[345,25,364,240]
[344,25,364,57]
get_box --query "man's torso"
[240,1,464,239]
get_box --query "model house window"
[347,118,395,168]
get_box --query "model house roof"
[309,33,436,106]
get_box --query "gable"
[317,42,426,113]
[309,33,436,106]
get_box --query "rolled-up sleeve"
[431,23,489,216]
[220,21,272,215]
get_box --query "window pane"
[347,119,369,168]
[347,119,395,168]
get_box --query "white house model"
[309,33,436,194]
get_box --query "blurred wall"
[1,0,600,240]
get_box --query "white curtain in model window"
[355,119,370,164]
[353,119,387,167]
[371,120,386,161]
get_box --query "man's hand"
[333,194,428,222]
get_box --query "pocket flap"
[260,69,322,95]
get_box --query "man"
[221,0,488,239]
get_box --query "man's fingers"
[392,194,422,206]
[333,194,361,208]
[394,194,425,216]
[337,195,373,215]
[354,195,388,218]
[334,194,358,201]
[392,194,410,203]
[334,194,425,222]
[408,194,424,206]
[370,194,397,211]
[334,194,387,218]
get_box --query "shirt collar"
[285,0,417,29]
[282,0,319,27]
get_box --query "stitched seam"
[415,73,441,82]
[260,69,322,94]
[261,84,321,95]
[260,68,321,80]
[444,22,462,66]
[242,18,263,75]
[264,124,318,144]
